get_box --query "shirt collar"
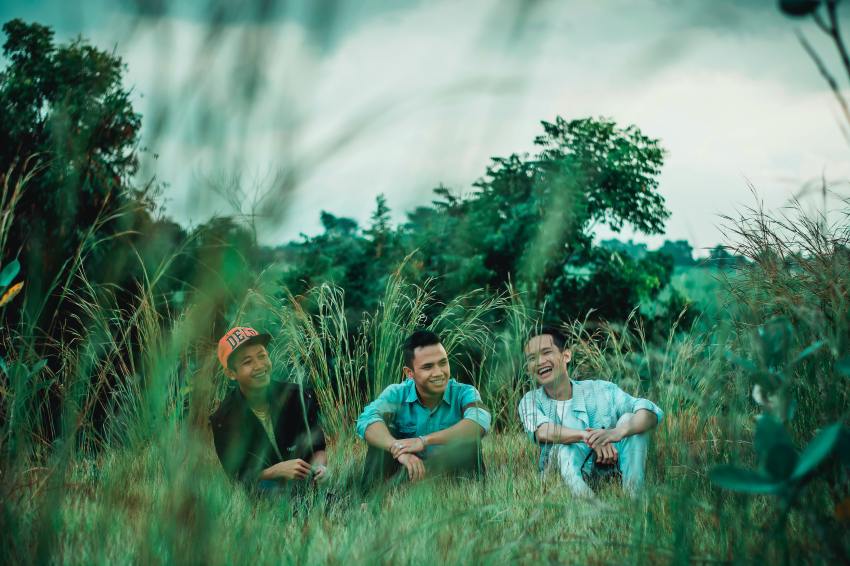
[538,379,587,413]
[403,378,452,406]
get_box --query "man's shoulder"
[209,387,241,425]
[270,380,319,408]
[574,378,615,390]
[518,386,544,404]
[447,378,475,391]
[381,380,413,396]
[447,379,483,399]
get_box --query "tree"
[364,194,392,259]
[408,117,671,321]
[548,248,674,321]
[281,116,674,327]
[658,239,696,267]
[599,239,648,260]
[0,19,145,326]
[708,244,747,270]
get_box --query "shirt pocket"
[395,423,418,439]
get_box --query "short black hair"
[526,325,567,351]
[403,330,442,367]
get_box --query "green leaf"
[791,422,843,481]
[0,259,20,288]
[710,465,784,494]
[0,355,6,375]
[838,429,850,469]
[790,340,825,367]
[764,443,798,480]
[836,356,850,378]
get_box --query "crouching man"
[210,326,328,492]
[519,327,664,497]
[356,330,490,485]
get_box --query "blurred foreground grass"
[14,427,783,565]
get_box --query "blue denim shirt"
[356,379,491,456]
[518,379,664,470]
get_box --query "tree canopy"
[0,19,145,322]
[283,116,675,326]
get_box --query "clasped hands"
[390,437,427,481]
[583,427,624,466]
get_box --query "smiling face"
[405,342,451,399]
[524,334,571,387]
[225,343,272,394]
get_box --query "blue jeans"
[548,413,649,497]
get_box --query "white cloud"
[84,0,850,247]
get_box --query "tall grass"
[2,197,849,564]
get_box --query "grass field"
[10,427,779,565]
[3,208,849,565]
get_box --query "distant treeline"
[598,239,748,268]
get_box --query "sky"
[2,0,849,254]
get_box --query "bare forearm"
[364,421,396,451]
[258,466,278,481]
[617,409,658,438]
[535,423,586,444]
[423,419,484,446]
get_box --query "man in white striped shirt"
[519,327,664,497]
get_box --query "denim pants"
[549,412,649,497]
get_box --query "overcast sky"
[3,0,849,253]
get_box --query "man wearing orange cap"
[210,326,328,490]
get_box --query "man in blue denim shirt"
[519,327,663,497]
[356,330,491,484]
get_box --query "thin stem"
[797,30,850,128]
[825,0,850,86]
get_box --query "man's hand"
[593,443,619,465]
[396,453,426,481]
[585,428,623,466]
[311,464,329,484]
[585,427,624,449]
[265,458,312,481]
[390,437,426,459]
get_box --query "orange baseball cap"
[217,326,271,370]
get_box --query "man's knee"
[551,443,586,472]
[616,413,650,447]
[429,439,486,478]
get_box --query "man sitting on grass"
[356,330,490,485]
[519,327,664,497]
[210,326,328,491]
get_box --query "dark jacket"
[209,381,326,485]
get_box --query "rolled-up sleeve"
[459,385,491,434]
[518,391,552,441]
[355,384,403,438]
[608,382,664,423]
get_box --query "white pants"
[549,413,649,497]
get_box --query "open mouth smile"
[537,367,553,377]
